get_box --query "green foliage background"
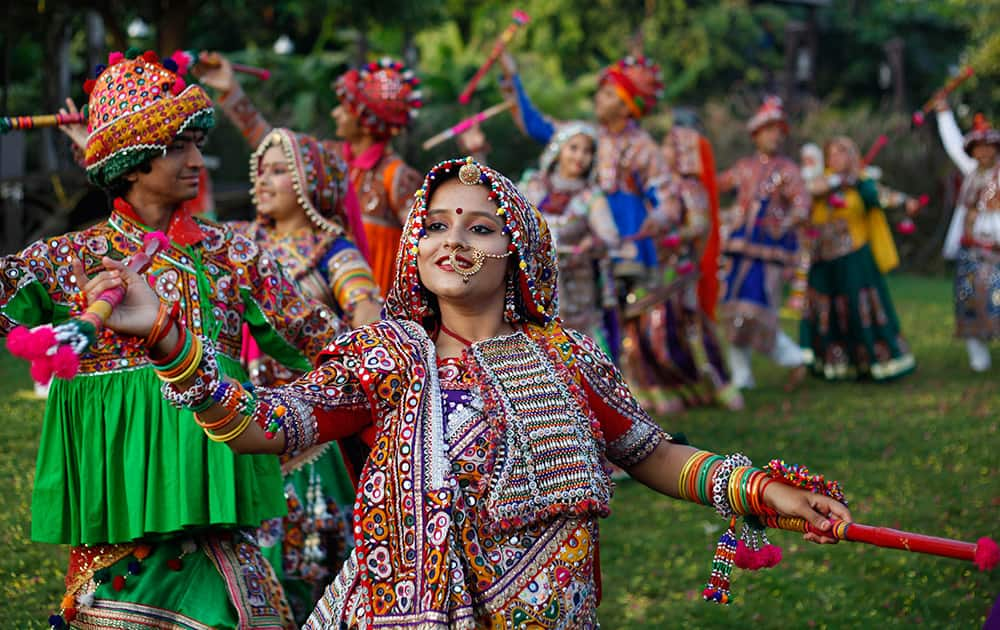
[1,0,999,260]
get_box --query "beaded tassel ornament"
[702,457,845,605]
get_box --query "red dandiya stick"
[189,51,271,81]
[912,66,974,127]
[860,134,888,168]
[422,101,514,150]
[0,112,86,134]
[6,232,169,384]
[196,56,271,81]
[458,9,530,105]
[761,515,1000,571]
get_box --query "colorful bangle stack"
[210,380,257,416]
[152,328,203,383]
[677,450,722,506]
[725,466,776,517]
[710,453,752,518]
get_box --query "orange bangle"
[196,406,239,431]
[144,302,171,348]
[685,452,708,503]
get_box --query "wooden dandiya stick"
[457,9,530,105]
[6,232,169,384]
[0,112,86,134]
[860,134,889,168]
[192,52,271,81]
[761,515,1000,571]
[912,66,974,127]
[422,101,514,150]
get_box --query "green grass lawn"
[1,274,997,628]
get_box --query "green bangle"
[190,395,216,414]
[697,455,723,506]
[157,329,192,373]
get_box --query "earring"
[503,274,520,322]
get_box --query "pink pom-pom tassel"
[143,231,170,251]
[30,356,54,385]
[762,544,783,568]
[661,233,682,249]
[51,345,81,380]
[18,326,58,360]
[897,218,916,235]
[5,326,33,359]
[975,537,999,571]
[108,51,124,66]
[171,77,187,96]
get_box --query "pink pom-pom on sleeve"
[171,77,187,96]
[30,356,54,385]
[143,231,170,252]
[51,345,81,380]
[5,326,33,359]
[24,326,58,360]
[108,51,124,66]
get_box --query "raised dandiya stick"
[7,232,169,384]
[422,101,514,150]
[761,515,999,571]
[186,50,271,81]
[0,112,86,134]
[912,66,974,127]
[457,9,530,105]
[860,134,889,168]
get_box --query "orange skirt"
[363,221,403,296]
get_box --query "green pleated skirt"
[31,354,285,546]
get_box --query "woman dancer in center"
[518,121,624,355]
[233,129,382,622]
[86,157,850,628]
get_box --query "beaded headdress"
[746,96,788,136]
[249,129,351,235]
[83,49,214,189]
[334,58,422,140]
[599,56,664,119]
[384,157,559,326]
[963,114,1000,153]
[538,121,599,180]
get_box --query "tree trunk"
[156,0,192,55]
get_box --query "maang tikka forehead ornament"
[384,156,560,326]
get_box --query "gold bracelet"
[205,413,253,443]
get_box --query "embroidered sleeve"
[325,238,381,316]
[717,162,738,194]
[234,231,348,369]
[857,179,882,212]
[563,328,669,468]
[780,161,811,226]
[216,83,274,149]
[389,161,423,226]
[586,192,622,248]
[681,179,711,239]
[1,236,78,333]
[252,331,373,454]
[875,183,908,210]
